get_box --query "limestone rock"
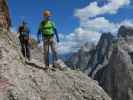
[0,30,111,100]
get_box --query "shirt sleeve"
[52,21,59,42]
[52,21,56,29]
[39,21,43,32]
[37,22,43,41]
[27,27,30,36]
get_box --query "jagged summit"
[96,33,114,49]
[80,42,95,52]
[66,42,96,71]
[118,25,133,38]
[67,33,114,76]
[67,25,133,100]
[85,33,114,78]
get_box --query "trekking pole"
[24,43,27,63]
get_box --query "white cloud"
[74,28,101,42]
[58,0,132,54]
[75,0,130,20]
[58,41,78,54]
[58,16,120,54]
[119,20,133,27]
[80,17,119,33]
[9,0,132,55]
[58,27,101,54]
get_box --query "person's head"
[43,10,52,20]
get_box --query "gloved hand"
[28,38,32,45]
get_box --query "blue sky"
[8,0,133,54]
[8,0,92,34]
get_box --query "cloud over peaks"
[75,0,130,20]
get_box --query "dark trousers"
[19,35,30,60]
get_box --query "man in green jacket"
[37,10,59,69]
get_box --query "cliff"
[0,29,111,100]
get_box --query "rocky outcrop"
[0,0,11,30]
[86,33,114,79]
[86,26,133,100]
[93,26,133,100]
[67,33,114,79]
[98,26,133,100]
[0,1,112,99]
[0,30,111,99]
[31,46,44,63]
[66,42,95,70]
[99,47,132,100]
[118,25,133,38]
[67,26,133,100]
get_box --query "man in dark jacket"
[18,21,31,61]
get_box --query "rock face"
[86,33,114,79]
[67,33,114,79]
[67,26,133,100]
[66,42,95,71]
[31,46,44,63]
[99,26,133,100]
[0,0,11,30]
[0,30,111,100]
[118,25,133,38]
[99,47,132,100]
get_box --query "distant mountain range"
[66,25,133,100]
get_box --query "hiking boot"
[27,57,31,61]
[44,65,49,70]
[51,65,57,71]
[52,64,57,68]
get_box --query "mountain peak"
[80,42,95,52]
[100,33,114,40]
[118,25,133,38]
[96,33,114,49]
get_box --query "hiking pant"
[43,37,58,67]
[19,35,31,60]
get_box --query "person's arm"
[37,30,41,43]
[37,22,42,43]
[54,28,59,43]
[52,22,59,42]
[27,27,31,39]
[27,28,32,46]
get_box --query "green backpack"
[40,20,55,37]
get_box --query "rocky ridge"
[0,29,111,100]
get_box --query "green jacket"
[39,20,56,37]
[37,20,59,42]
